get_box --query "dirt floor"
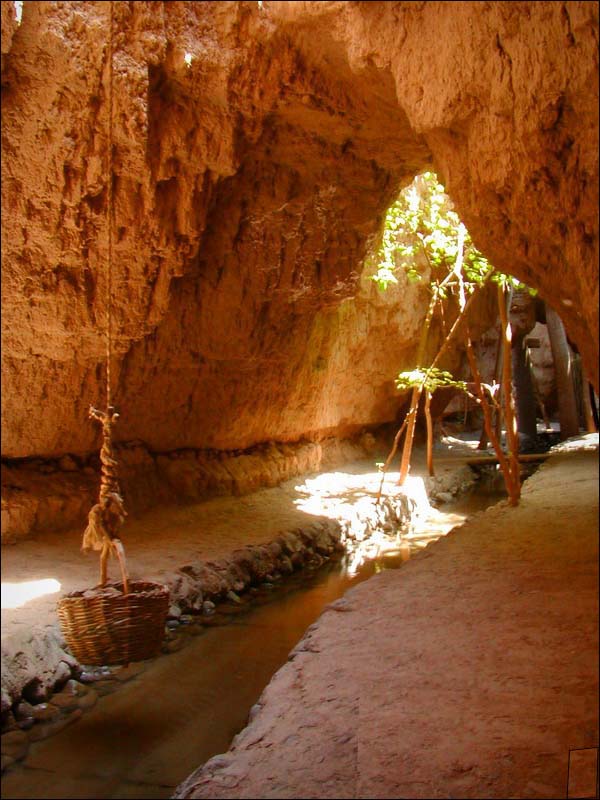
[173,437,599,800]
[1,435,598,799]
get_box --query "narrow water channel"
[2,488,504,800]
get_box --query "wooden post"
[397,291,437,486]
[545,303,579,440]
[582,366,598,433]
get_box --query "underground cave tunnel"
[1,2,598,799]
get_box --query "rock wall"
[2,1,597,462]
[0,434,374,544]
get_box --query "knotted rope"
[81,1,129,592]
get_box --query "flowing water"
[2,487,504,800]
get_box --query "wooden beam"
[434,453,553,466]
[467,453,551,466]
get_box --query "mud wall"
[2,1,597,462]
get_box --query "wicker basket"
[58,580,169,665]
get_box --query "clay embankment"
[1,436,374,543]
[175,438,599,800]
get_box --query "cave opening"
[361,169,598,498]
[1,3,597,798]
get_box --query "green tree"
[370,172,526,504]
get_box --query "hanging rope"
[106,0,113,414]
[81,0,129,592]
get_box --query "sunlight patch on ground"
[1,578,61,609]
[294,470,431,520]
[294,469,441,575]
[294,470,386,517]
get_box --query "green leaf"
[367,171,534,304]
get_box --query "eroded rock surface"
[2,1,597,462]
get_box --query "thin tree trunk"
[425,390,434,476]
[388,285,481,490]
[388,260,490,489]
[429,280,488,372]
[498,283,521,502]
[545,303,579,440]
[397,385,424,486]
[397,290,437,486]
[375,417,409,504]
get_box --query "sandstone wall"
[2,1,597,463]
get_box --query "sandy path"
[175,447,599,800]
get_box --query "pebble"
[226,590,242,604]
[202,600,216,615]
[166,620,180,630]
[1,730,29,761]
[168,604,182,619]
[77,670,104,684]
[179,615,194,625]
